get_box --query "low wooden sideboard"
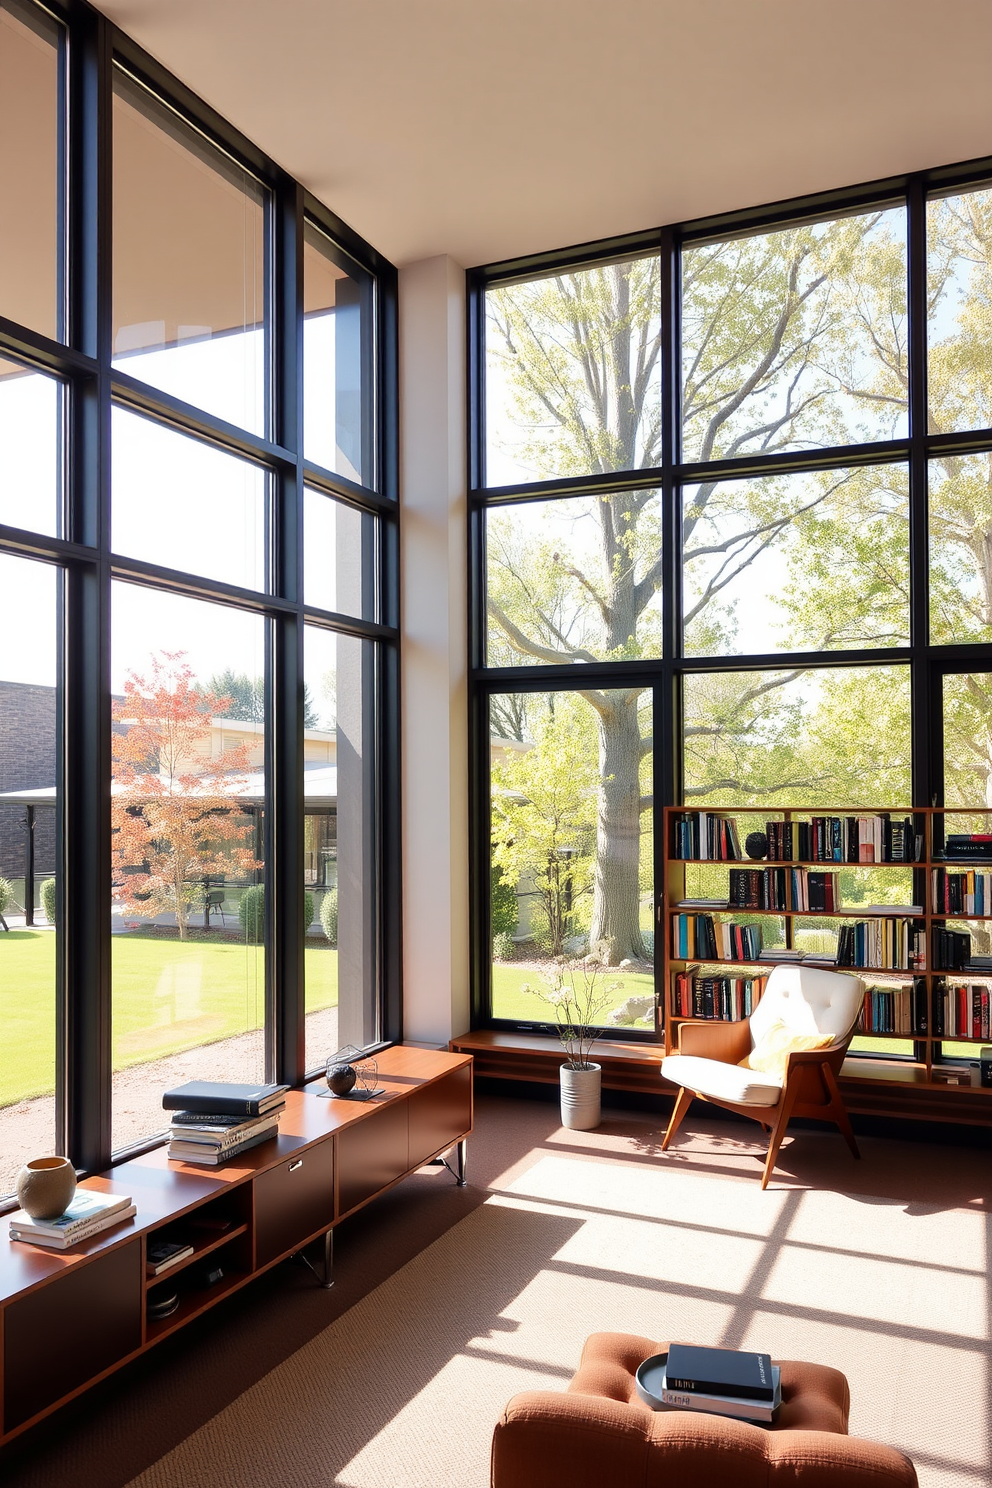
[0,1045,473,1446]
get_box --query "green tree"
[205,670,319,729]
[491,696,597,957]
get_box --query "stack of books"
[636,1344,781,1424]
[164,1081,289,1166]
[8,1189,135,1250]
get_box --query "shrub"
[492,930,515,961]
[239,885,315,942]
[320,887,338,946]
[491,871,518,940]
[41,878,56,925]
[0,877,12,916]
[239,884,265,942]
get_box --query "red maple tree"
[111,652,259,939]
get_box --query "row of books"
[672,813,742,861]
[164,1080,288,1166]
[934,983,992,1040]
[836,920,925,970]
[857,983,924,1036]
[931,869,992,916]
[797,815,920,864]
[672,972,767,1021]
[932,927,973,971]
[671,812,922,863]
[728,867,841,912]
[672,914,762,961]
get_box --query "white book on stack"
[9,1190,135,1249]
[167,1120,279,1166]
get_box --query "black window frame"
[0,0,400,1186]
[468,155,992,1061]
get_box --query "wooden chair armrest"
[676,1019,751,1063]
[785,1037,851,1072]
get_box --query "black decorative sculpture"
[745,831,769,860]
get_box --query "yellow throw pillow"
[741,1020,834,1080]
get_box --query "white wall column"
[399,255,470,1044]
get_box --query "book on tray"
[8,1190,135,1249]
[637,1344,781,1424]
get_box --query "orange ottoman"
[492,1332,917,1488]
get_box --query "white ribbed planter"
[559,1062,601,1130]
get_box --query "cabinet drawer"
[4,1240,142,1431]
[337,1100,408,1216]
[408,1064,472,1169]
[254,1141,334,1269]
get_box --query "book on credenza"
[167,1128,277,1166]
[169,1110,283,1131]
[6,1189,133,1238]
[161,1080,289,1117]
[168,1114,280,1149]
[9,1205,137,1249]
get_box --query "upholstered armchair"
[660,964,866,1187]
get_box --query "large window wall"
[469,160,992,1065]
[0,0,398,1195]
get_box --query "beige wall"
[399,255,469,1045]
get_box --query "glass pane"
[304,224,373,486]
[929,453,992,644]
[486,491,662,666]
[927,187,992,435]
[113,72,267,435]
[110,585,266,1153]
[303,488,376,619]
[683,465,909,655]
[0,1,61,340]
[683,665,911,808]
[304,627,377,1074]
[489,689,655,1028]
[485,255,661,485]
[0,358,62,535]
[0,554,59,1196]
[681,207,908,462]
[112,406,267,590]
[943,673,992,808]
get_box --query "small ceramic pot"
[559,1062,601,1131]
[326,1062,357,1096]
[16,1156,77,1220]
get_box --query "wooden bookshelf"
[663,805,992,1083]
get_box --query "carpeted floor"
[3,1092,990,1488]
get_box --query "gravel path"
[0,1007,339,1197]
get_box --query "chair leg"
[823,1064,860,1159]
[761,1085,800,1190]
[661,1087,694,1151]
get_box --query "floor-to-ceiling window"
[0,0,398,1197]
[469,161,992,1069]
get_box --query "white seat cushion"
[661,1053,782,1107]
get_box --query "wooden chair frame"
[661,1019,860,1189]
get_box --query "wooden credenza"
[0,1046,473,1444]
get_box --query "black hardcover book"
[665,1344,775,1403]
[162,1080,290,1116]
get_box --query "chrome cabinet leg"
[430,1139,468,1186]
[298,1228,334,1289]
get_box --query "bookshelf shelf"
[663,805,992,1079]
[142,1220,250,1290]
[145,1266,250,1344]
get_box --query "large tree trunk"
[590,693,646,964]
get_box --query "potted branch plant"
[521,948,622,1130]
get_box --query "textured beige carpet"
[124,1149,990,1488]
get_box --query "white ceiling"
[97,0,992,270]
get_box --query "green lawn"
[491,960,656,1027]
[0,931,337,1106]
